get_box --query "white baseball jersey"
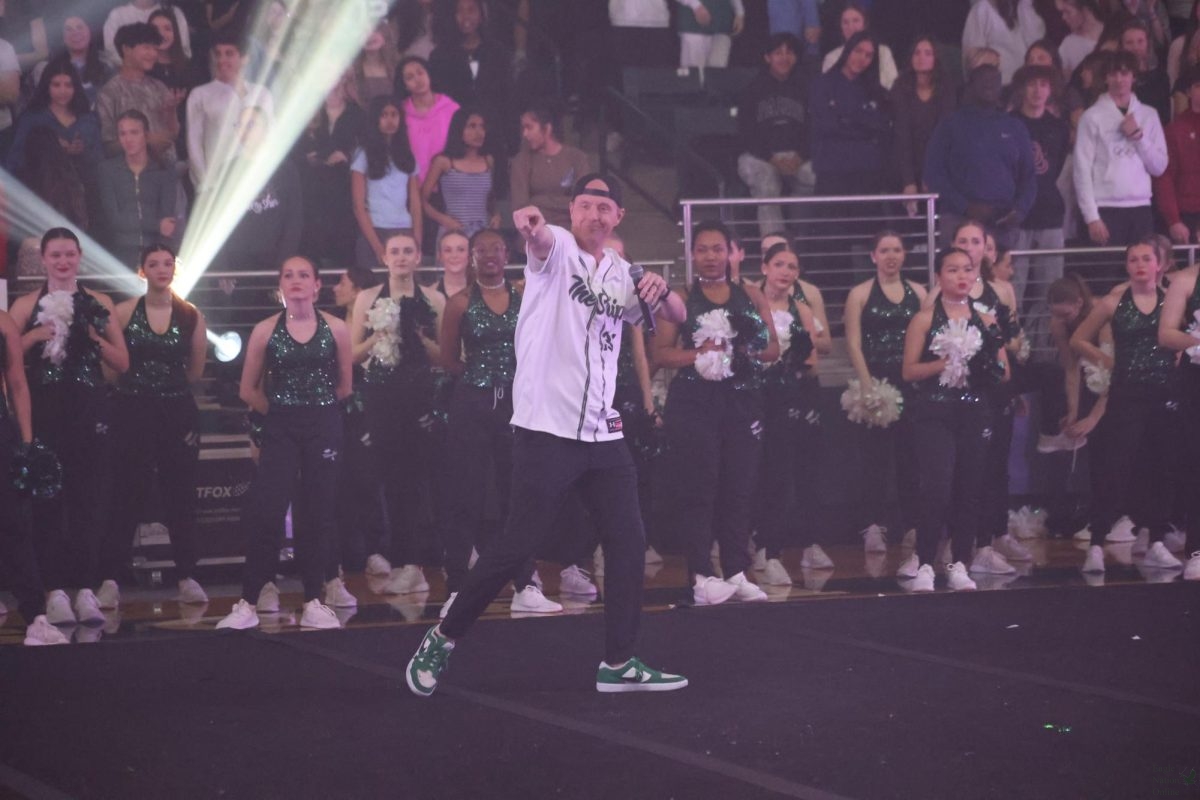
[510,225,644,441]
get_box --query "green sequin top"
[1183,275,1200,375]
[362,282,438,386]
[460,282,520,389]
[265,312,338,408]
[861,278,919,384]
[762,296,815,392]
[677,280,769,391]
[1111,287,1175,391]
[23,285,106,389]
[916,299,1005,404]
[120,297,194,398]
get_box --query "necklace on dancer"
[478,277,505,290]
[699,275,725,285]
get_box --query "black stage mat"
[1,584,1198,800]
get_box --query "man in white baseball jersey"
[406,174,689,696]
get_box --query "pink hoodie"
[404,93,460,180]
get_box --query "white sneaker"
[592,545,604,578]
[300,598,341,629]
[1132,528,1149,555]
[901,528,917,548]
[510,585,562,613]
[1073,525,1092,542]
[365,554,392,576]
[1082,545,1105,574]
[992,533,1033,562]
[382,565,429,595]
[1036,432,1087,453]
[324,577,358,608]
[1164,528,1186,553]
[724,571,768,602]
[693,575,737,606]
[761,558,792,586]
[909,563,935,592]
[95,580,120,609]
[439,591,458,619]
[946,561,977,590]
[800,544,834,570]
[751,547,767,571]
[45,590,75,625]
[216,599,260,630]
[1183,552,1200,581]
[177,578,209,604]
[1143,541,1183,569]
[896,552,920,579]
[560,565,598,597]
[74,589,105,624]
[861,524,888,553]
[23,615,70,646]
[1106,516,1136,543]
[969,546,1016,575]
[645,546,664,565]
[257,581,281,613]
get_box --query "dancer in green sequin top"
[842,231,927,555]
[217,257,353,632]
[1071,238,1184,573]
[104,244,209,610]
[1158,258,1200,572]
[654,221,779,606]
[8,228,129,625]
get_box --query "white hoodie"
[1073,93,1168,224]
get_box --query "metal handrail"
[680,193,940,283]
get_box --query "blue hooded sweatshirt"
[923,105,1037,219]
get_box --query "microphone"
[627,263,657,337]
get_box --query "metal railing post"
[682,201,694,284]
[926,195,938,286]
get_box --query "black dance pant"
[364,378,433,568]
[854,369,920,533]
[1088,386,1181,547]
[29,382,110,589]
[102,393,200,582]
[757,376,822,558]
[440,428,645,664]
[240,406,343,603]
[1179,368,1200,554]
[978,391,1016,546]
[331,400,387,574]
[663,379,762,580]
[0,416,46,621]
[911,396,993,567]
[442,383,534,594]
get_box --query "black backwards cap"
[570,172,623,209]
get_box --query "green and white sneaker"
[406,626,455,697]
[596,657,688,693]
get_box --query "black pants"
[854,371,920,533]
[443,383,534,594]
[240,406,343,603]
[1097,206,1154,248]
[978,392,1016,545]
[440,428,645,664]
[911,396,993,566]
[29,382,110,589]
[1088,387,1181,546]
[332,398,387,573]
[0,416,46,621]
[364,378,434,567]
[1179,368,1200,554]
[757,376,822,558]
[663,379,762,580]
[103,394,200,582]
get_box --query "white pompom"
[929,318,983,389]
[1007,505,1047,539]
[771,309,793,357]
[841,377,904,429]
[35,290,75,366]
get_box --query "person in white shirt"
[821,2,899,90]
[1074,50,1169,246]
[404,173,690,698]
[186,32,273,191]
[1056,0,1105,79]
[963,0,1046,84]
[103,1,190,67]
